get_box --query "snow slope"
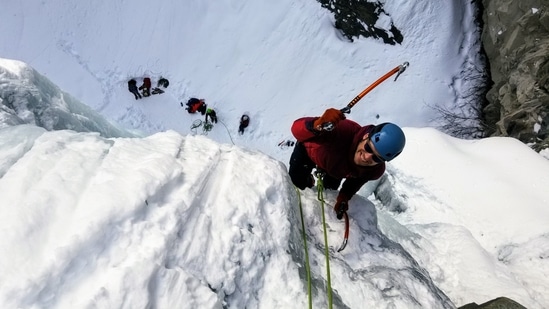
[2,0,548,308]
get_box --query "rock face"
[458,296,527,309]
[481,0,549,151]
[316,0,403,45]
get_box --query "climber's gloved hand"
[334,194,349,220]
[313,108,345,132]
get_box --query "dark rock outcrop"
[458,296,527,309]
[481,0,549,151]
[316,0,403,44]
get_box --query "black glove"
[334,194,349,220]
[335,202,347,220]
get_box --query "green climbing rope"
[296,187,313,309]
[316,175,333,309]
[203,120,213,133]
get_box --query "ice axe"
[321,61,409,131]
[336,212,350,252]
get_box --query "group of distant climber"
[126,77,250,135]
[183,97,250,135]
[127,77,169,100]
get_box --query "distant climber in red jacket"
[139,77,152,97]
[289,108,405,219]
[185,98,207,114]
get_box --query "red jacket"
[291,117,385,200]
[140,78,151,89]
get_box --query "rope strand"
[316,175,333,309]
[295,187,313,309]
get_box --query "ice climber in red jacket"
[289,108,405,219]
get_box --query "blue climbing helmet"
[370,122,405,161]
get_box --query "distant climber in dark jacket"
[239,114,250,135]
[157,77,169,88]
[128,79,141,100]
[152,77,169,95]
